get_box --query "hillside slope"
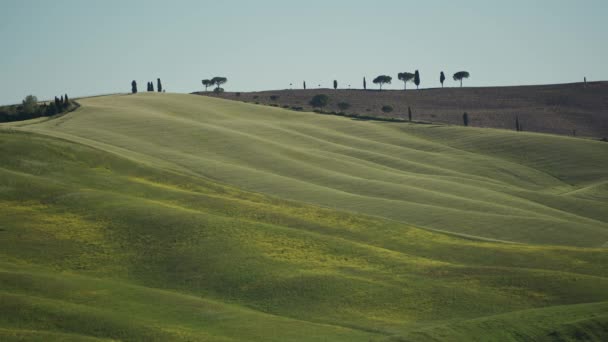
[197,81,608,138]
[1,117,608,340]
[14,93,608,247]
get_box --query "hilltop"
[195,81,608,138]
[1,93,607,341]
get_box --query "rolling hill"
[196,81,608,138]
[1,93,607,341]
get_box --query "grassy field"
[1,93,607,340]
[197,81,608,138]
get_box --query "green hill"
[1,93,607,341]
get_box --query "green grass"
[0,93,607,341]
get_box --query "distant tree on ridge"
[333,80,338,90]
[453,71,470,87]
[440,72,446,88]
[414,70,421,89]
[157,78,162,92]
[373,75,392,90]
[131,80,138,94]
[397,72,415,90]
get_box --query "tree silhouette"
[414,70,420,89]
[63,94,69,108]
[408,106,412,121]
[440,72,446,88]
[157,78,162,92]
[397,72,415,90]
[131,80,138,94]
[373,75,392,91]
[453,71,470,87]
[333,80,338,90]
[363,77,367,90]
[515,116,521,132]
[463,112,469,126]
[304,81,306,90]
[211,77,228,90]
[202,79,212,92]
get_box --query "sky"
[1,0,607,104]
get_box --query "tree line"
[0,94,73,122]
[370,70,469,91]
[131,78,164,94]
[299,71,470,92]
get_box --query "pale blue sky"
[1,0,607,104]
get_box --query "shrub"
[270,95,280,101]
[253,95,259,99]
[310,94,329,108]
[214,87,224,94]
[337,102,351,111]
[235,92,241,97]
[291,106,303,111]
[282,105,290,108]
[381,105,393,113]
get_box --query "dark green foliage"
[373,75,392,90]
[463,112,469,126]
[253,95,259,99]
[270,95,279,101]
[213,87,224,94]
[54,96,61,109]
[363,77,367,90]
[414,70,420,89]
[64,94,69,108]
[157,78,162,93]
[202,79,212,92]
[408,106,412,121]
[516,116,521,132]
[381,105,393,113]
[211,77,228,90]
[235,92,241,97]
[21,95,38,114]
[45,102,58,116]
[453,71,470,87]
[303,81,306,90]
[337,102,351,111]
[333,80,338,90]
[310,94,329,108]
[398,72,415,90]
[440,72,446,88]
[131,80,137,94]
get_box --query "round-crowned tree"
[373,75,392,90]
[310,94,329,108]
[453,71,470,87]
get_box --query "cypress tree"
[157,78,162,93]
[333,80,338,90]
[414,70,420,89]
[463,112,469,126]
[303,81,306,90]
[63,94,69,108]
[131,80,138,94]
[54,96,60,111]
[363,77,367,90]
[408,106,412,121]
[440,72,446,88]
[515,116,520,132]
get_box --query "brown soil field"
[194,81,608,138]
